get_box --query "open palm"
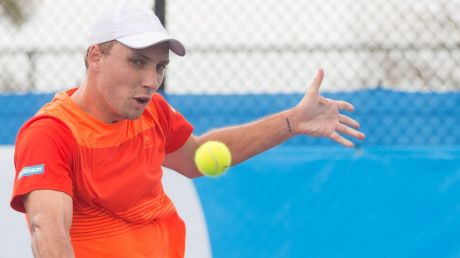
[291,69,365,147]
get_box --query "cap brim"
[117,32,186,56]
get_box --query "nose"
[142,70,162,90]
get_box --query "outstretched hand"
[290,69,365,147]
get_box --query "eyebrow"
[133,52,169,64]
[135,52,151,61]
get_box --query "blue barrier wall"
[1,90,459,257]
[165,89,460,147]
[1,89,459,146]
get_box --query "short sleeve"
[152,94,193,154]
[11,117,76,213]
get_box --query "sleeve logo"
[18,164,45,179]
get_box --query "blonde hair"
[84,41,116,69]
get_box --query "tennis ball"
[194,141,232,177]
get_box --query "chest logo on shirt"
[18,164,44,179]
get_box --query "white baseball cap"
[88,1,186,56]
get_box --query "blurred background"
[1,0,459,257]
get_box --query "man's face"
[96,42,169,122]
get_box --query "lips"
[133,96,151,105]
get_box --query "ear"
[87,45,103,72]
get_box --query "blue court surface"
[195,146,460,258]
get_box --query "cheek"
[159,73,166,83]
[103,63,132,84]
[101,64,139,92]
[98,70,135,108]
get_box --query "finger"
[336,124,366,140]
[338,101,354,112]
[328,99,354,112]
[330,132,354,147]
[307,68,324,95]
[339,114,360,129]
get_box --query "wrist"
[283,109,298,136]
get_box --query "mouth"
[133,96,151,107]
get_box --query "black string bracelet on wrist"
[286,118,292,133]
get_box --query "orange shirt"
[11,88,193,258]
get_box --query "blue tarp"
[1,89,459,146]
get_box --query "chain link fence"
[167,0,460,93]
[0,0,459,145]
[1,0,460,93]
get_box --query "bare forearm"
[197,109,295,165]
[31,229,74,258]
[25,190,74,258]
[165,69,365,178]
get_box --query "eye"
[157,63,167,73]
[129,58,145,67]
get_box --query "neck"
[71,78,118,124]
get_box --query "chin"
[124,111,144,120]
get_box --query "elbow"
[28,213,44,234]
[28,213,73,257]
[29,212,69,239]
[181,167,203,179]
[188,173,203,179]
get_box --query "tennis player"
[10,2,365,258]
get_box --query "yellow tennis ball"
[194,141,232,177]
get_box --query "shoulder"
[19,116,72,138]
[151,93,173,112]
[16,116,76,153]
[12,116,76,213]
[146,93,177,122]
[150,93,184,117]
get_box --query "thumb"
[307,68,324,95]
